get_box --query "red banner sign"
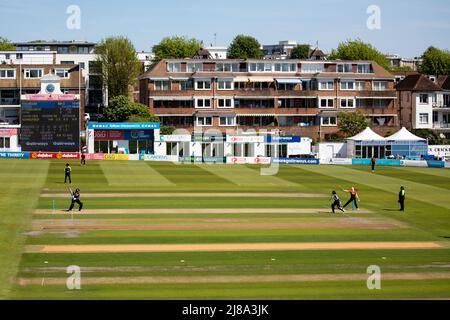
[30,152,80,159]
[0,129,18,136]
[94,130,125,141]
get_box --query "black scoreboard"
[20,100,80,152]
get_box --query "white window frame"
[0,69,16,79]
[340,98,356,108]
[419,93,429,104]
[24,68,43,79]
[154,80,171,91]
[55,68,70,79]
[355,81,366,91]
[195,98,212,109]
[187,63,203,72]
[319,98,335,109]
[337,64,353,73]
[217,79,234,90]
[419,113,429,124]
[357,64,372,74]
[167,62,181,73]
[340,81,355,90]
[217,98,234,109]
[196,116,213,126]
[195,80,211,90]
[321,115,337,126]
[318,80,334,90]
[373,81,388,91]
[219,116,236,126]
[301,63,324,73]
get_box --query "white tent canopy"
[386,127,426,141]
[347,127,385,141]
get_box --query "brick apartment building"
[139,59,399,140]
[0,63,85,128]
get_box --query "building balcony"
[355,90,397,98]
[433,122,450,130]
[432,102,450,109]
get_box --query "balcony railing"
[434,122,450,129]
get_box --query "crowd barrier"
[1,152,448,169]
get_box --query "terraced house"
[139,59,398,140]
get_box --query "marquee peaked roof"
[347,127,385,141]
[386,127,426,141]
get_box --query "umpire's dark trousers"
[399,198,405,211]
[65,174,71,183]
[69,199,83,211]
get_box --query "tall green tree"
[412,129,448,145]
[96,36,141,99]
[105,95,159,122]
[329,39,389,69]
[419,46,450,75]
[290,44,310,59]
[153,36,202,60]
[227,35,264,59]
[337,111,369,138]
[0,37,15,51]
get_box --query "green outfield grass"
[1,159,450,300]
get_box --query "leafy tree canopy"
[227,35,264,59]
[0,37,15,51]
[96,36,141,99]
[153,36,203,60]
[105,95,159,123]
[337,111,370,138]
[290,44,310,59]
[419,46,450,76]
[329,39,389,69]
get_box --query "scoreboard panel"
[20,100,80,152]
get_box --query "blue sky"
[1,0,449,57]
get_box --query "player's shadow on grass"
[382,208,402,212]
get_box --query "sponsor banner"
[0,129,18,136]
[159,135,191,142]
[94,130,125,141]
[124,130,154,141]
[85,153,104,160]
[0,152,30,159]
[227,136,265,143]
[203,157,226,163]
[322,158,353,165]
[88,122,160,130]
[445,162,450,169]
[273,158,320,165]
[265,136,301,143]
[24,94,77,101]
[141,155,179,162]
[377,159,402,167]
[128,154,140,161]
[103,154,129,161]
[426,160,445,168]
[428,145,450,158]
[194,135,225,142]
[227,157,272,164]
[400,160,428,167]
[352,158,371,165]
[30,152,80,159]
[179,156,203,163]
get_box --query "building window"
[340,98,355,108]
[78,47,89,54]
[318,80,334,90]
[373,81,388,91]
[195,80,211,90]
[419,113,429,124]
[196,116,212,126]
[274,63,296,72]
[180,80,194,91]
[0,69,16,79]
[321,116,337,126]
[16,53,23,60]
[218,79,233,90]
[357,64,372,74]
[24,69,43,78]
[218,98,233,108]
[320,98,334,108]
[301,63,324,73]
[337,64,352,73]
[57,47,69,54]
[55,69,69,79]
[419,93,429,104]
[167,63,181,72]
[155,80,170,91]
[187,63,203,72]
[340,81,355,90]
[0,137,11,149]
[219,116,236,126]
[355,81,366,91]
[216,63,239,72]
[195,98,211,108]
